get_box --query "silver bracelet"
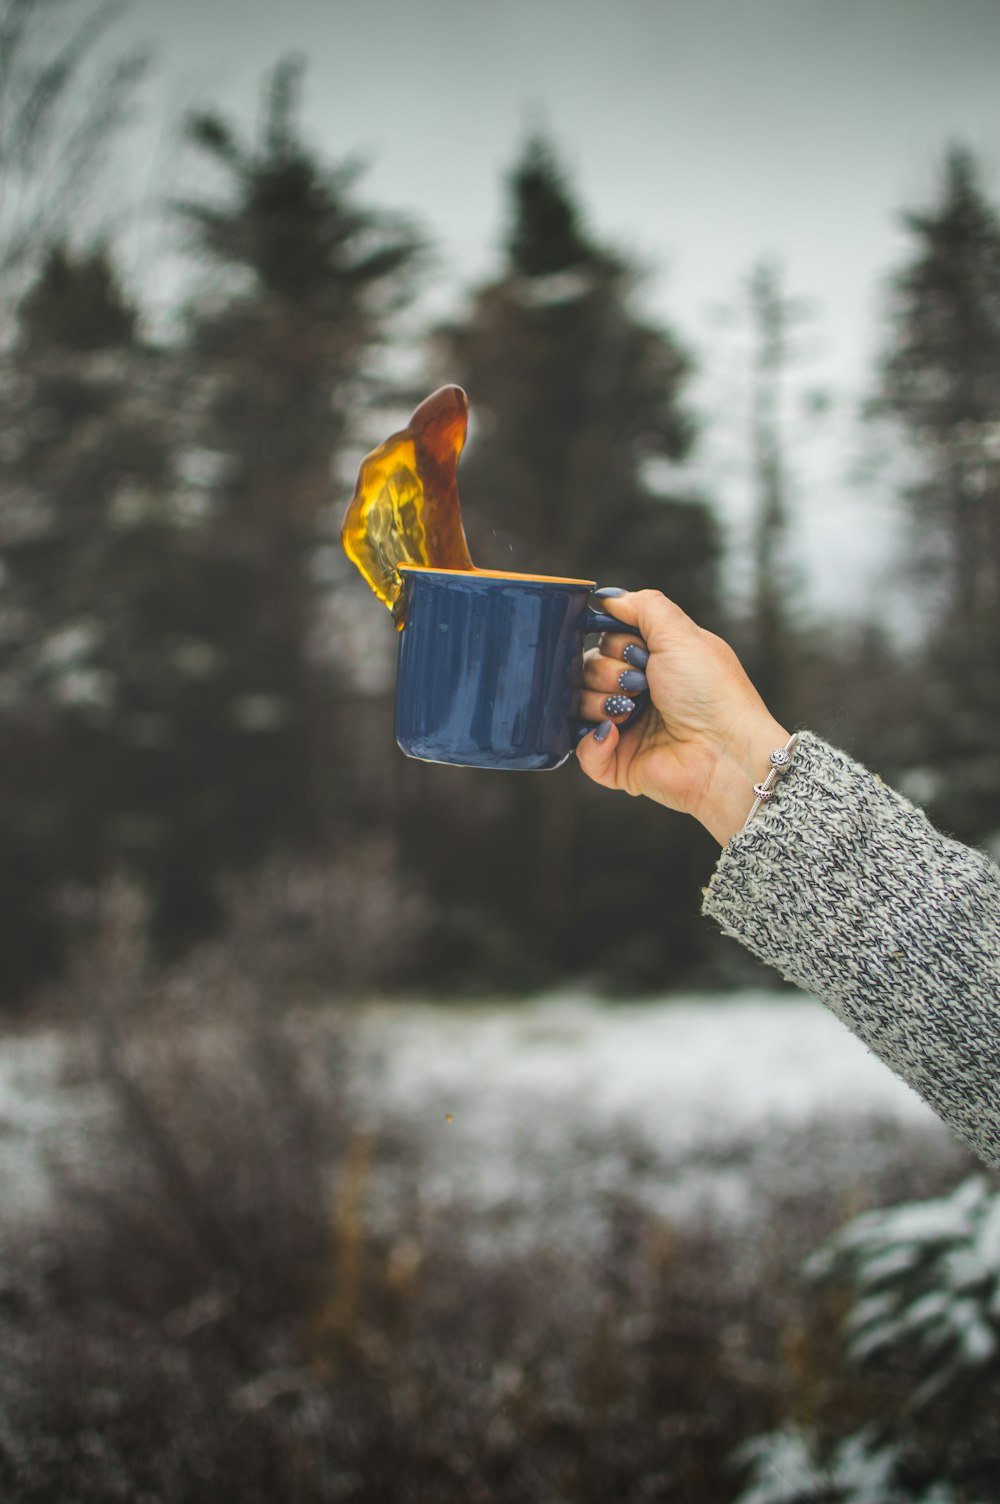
[742,733,799,833]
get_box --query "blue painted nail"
[603,695,633,717]
[592,719,613,743]
[622,643,649,669]
[618,669,647,693]
[593,586,626,599]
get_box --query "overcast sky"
[119,0,1000,620]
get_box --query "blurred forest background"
[2,3,1000,1502]
[1,0,999,1009]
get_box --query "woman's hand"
[576,590,790,846]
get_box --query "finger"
[582,654,648,697]
[597,632,640,661]
[595,589,694,653]
[621,641,650,670]
[579,689,640,724]
[596,633,651,672]
[575,715,620,782]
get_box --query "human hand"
[576,590,790,846]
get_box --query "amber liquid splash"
[341,385,475,621]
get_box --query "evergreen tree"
[0,57,425,999]
[172,55,424,842]
[746,258,801,717]
[0,244,179,993]
[737,1176,1000,1503]
[407,137,722,992]
[879,147,1000,639]
[436,136,717,617]
[874,147,1000,841]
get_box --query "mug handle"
[574,599,649,745]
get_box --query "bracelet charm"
[743,734,799,833]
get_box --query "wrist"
[696,713,792,846]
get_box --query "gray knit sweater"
[703,732,1000,1170]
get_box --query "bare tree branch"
[0,0,150,305]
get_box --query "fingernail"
[603,695,633,717]
[592,719,613,743]
[593,586,626,599]
[618,669,647,693]
[622,643,649,669]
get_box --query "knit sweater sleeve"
[702,731,1000,1169]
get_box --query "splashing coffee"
[340,385,475,621]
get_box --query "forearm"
[702,733,1000,1169]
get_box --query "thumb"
[575,718,621,788]
[595,588,692,654]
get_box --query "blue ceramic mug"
[394,566,647,771]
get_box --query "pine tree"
[746,258,800,716]
[737,1177,1000,1503]
[879,147,1000,639]
[436,136,717,618]
[172,56,424,843]
[0,244,179,992]
[0,235,329,977]
[874,147,1000,841]
[410,137,722,991]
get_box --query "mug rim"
[397,564,597,588]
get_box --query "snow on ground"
[345,989,963,1250]
[0,990,966,1255]
[351,988,940,1142]
[0,1030,109,1227]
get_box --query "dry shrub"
[209,836,427,999]
[0,887,978,1502]
[45,832,426,1026]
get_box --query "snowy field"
[346,989,966,1253]
[0,989,968,1254]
